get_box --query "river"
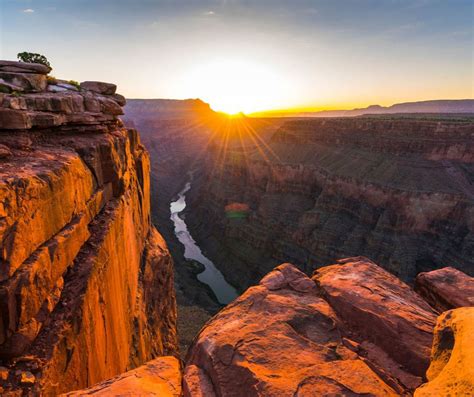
[170,180,238,305]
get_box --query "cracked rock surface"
[183,259,441,396]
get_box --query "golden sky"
[2,0,473,114]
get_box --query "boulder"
[184,262,415,396]
[0,60,51,75]
[415,267,474,312]
[80,81,116,95]
[313,257,438,377]
[61,356,182,396]
[0,72,47,92]
[0,108,31,129]
[98,96,123,115]
[84,95,101,113]
[414,307,474,396]
[111,93,126,106]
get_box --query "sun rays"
[170,110,282,186]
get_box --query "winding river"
[170,180,238,305]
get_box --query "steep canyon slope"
[0,62,177,395]
[186,116,474,290]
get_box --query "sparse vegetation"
[17,51,51,68]
[47,75,57,85]
[68,80,81,89]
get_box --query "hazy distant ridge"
[124,98,215,120]
[260,99,474,117]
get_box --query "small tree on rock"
[17,52,51,68]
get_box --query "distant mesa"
[124,98,215,122]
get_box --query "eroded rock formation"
[183,258,439,396]
[415,307,474,396]
[0,61,177,395]
[186,117,474,290]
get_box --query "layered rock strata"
[0,61,177,395]
[187,117,474,290]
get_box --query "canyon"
[186,116,474,291]
[0,62,473,396]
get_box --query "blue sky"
[1,0,472,111]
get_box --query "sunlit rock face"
[61,356,182,397]
[186,117,474,290]
[414,307,474,397]
[0,61,177,395]
[183,258,438,396]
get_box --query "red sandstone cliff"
[0,61,177,395]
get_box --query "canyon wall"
[187,117,474,290]
[0,62,177,395]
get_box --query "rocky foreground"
[65,258,473,396]
[0,61,177,395]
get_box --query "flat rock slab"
[80,81,116,95]
[0,72,47,92]
[313,257,438,377]
[61,356,182,396]
[0,60,51,74]
[415,267,474,312]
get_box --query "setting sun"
[178,59,292,114]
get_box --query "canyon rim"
[1,0,474,395]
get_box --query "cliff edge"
[0,60,177,395]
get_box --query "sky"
[1,0,473,113]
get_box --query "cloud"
[203,11,216,16]
[22,8,35,13]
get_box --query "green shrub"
[17,52,51,68]
[68,80,80,89]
